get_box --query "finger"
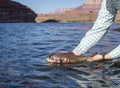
[86,57,94,62]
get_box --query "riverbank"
[36,11,120,23]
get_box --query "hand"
[87,54,103,62]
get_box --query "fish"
[46,52,97,64]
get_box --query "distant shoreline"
[35,13,120,23]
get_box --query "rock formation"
[85,0,102,4]
[36,0,120,22]
[65,0,102,14]
[0,0,37,22]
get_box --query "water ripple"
[0,23,120,88]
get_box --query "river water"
[0,23,120,88]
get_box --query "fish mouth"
[46,57,54,63]
[46,53,56,63]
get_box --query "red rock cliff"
[36,0,120,22]
[0,0,37,22]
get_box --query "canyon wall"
[0,0,37,22]
[36,0,120,23]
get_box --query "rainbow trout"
[46,52,97,63]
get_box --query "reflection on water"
[0,23,120,88]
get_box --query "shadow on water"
[0,23,120,88]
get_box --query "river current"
[0,23,120,88]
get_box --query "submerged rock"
[0,0,37,22]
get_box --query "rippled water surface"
[0,23,120,88]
